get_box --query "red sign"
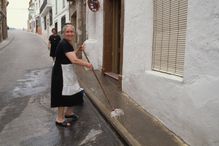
[88,0,100,12]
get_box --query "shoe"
[55,120,71,127]
[65,114,79,121]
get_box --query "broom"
[82,49,124,118]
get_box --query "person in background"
[51,23,92,127]
[48,28,61,61]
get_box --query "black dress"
[49,34,61,57]
[51,39,84,107]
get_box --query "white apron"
[61,64,83,96]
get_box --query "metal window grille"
[152,0,188,77]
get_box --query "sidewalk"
[0,30,14,51]
[76,66,188,146]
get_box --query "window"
[49,9,53,26]
[44,16,46,30]
[61,15,66,32]
[55,22,58,32]
[152,0,188,77]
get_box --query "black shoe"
[65,114,79,121]
[55,120,72,127]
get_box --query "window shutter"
[152,0,188,77]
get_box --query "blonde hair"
[62,23,75,33]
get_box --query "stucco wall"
[85,0,103,70]
[123,0,219,146]
[40,0,69,41]
[53,0,70,33]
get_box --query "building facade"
[0,0,8,42]
[27,0,219,145]
[27,0,36,32]
[69,0,86,49]
[28,0,70,42]
[51,0,70,35]
[85,0,219,146]
[39,0,53,41]
[40,0,69,41]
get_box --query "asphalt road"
[0,30,126,146]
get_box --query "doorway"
[103,0,124,80]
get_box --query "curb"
[84,88,142,146]
[0,31,15,51]
[83,85,189,146]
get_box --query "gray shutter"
[152,0,188,77]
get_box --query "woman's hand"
[86,63,93,70]
[48,43,51,50]
[79,43,85,51]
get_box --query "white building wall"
[123,0,219,146]
[53,0,69,33]
[84,0,103,70]
[39,0,52,42]
[38,0,69,41]
[28,1,36,32]
[35,0,40,17]
[40,13,51,42]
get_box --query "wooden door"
[103,0,124,80]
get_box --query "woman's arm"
[65,51,92,69]
[48,36,52,50]
[48,41,51,50]
[75,43,85,54]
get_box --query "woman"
[48,28,61,61]
[51,23,92,127]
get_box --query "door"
[103,0,124,80]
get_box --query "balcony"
[40,0,52,16]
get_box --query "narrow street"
[0,30,126,146]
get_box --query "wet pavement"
[0,67,126,146]
[0,30,126,146]
[76,67,188,146]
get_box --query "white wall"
[123,0,219,146]
[84,0,103,70]
[40,14,51,42]
[39,0,53,42]
[53,0,69,33]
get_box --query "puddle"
[11,68,51,98]
[79,129,103,145]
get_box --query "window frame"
[152,0,188,77]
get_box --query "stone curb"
[84,88,142,146]
[0,31,14,51]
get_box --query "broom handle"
[82,50,114,110]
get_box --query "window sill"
[145,71,183,83]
